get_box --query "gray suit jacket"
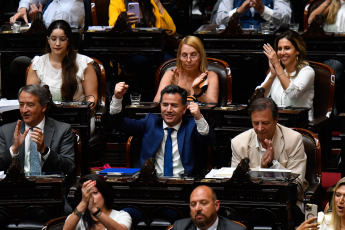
[0,117,75,175]
[173,216,247,230]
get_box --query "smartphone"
[128,2,140,23]
[305,203,318,223]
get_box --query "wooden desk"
[194,25,345,104]
[74,174,296,229]
[0,159,65,228]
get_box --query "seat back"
[309,61,335,121]
[42,216,67,230]
[72,129,82,177]
[90,57,107,111]
[292,128,321,186]
[155,58,232,106]
[91,0,110,26]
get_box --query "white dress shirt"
[258,65,315,121]
[10,117,50,173]
[18,0,85,28]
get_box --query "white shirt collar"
[25,116,46,131]
[162,120,182,131]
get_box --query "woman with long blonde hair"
[297,177,345,229]
[308,0,345,33]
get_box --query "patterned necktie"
[29,137,41,175]
[164,128,173,176]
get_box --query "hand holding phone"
[128,2,140,24]
[305,203,318,223]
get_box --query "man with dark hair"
[173,185,247,230]
[110,82,215,177]
[231,98,307,220]
[0,84,75,175]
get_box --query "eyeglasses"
[180,53,199,61]
[48,36,68,44]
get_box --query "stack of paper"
[0,99,19,113]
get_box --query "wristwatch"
[41,146,49,156]
[92,207,102,218]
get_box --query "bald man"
[173,185,247,230]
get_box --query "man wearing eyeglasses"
[0,84,75,175]
[10,0,87,28]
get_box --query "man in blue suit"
[110,82,215,177]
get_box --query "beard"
[191,211,217,229]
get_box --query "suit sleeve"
[109,112,151,137]
[42,124,75,175]
[230,136,242,168]
[0,126,13,172]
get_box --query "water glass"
[261,22,270,35]
[290,23,299,32]
[130,93,141,106]
[11,21,21,33]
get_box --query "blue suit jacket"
[111,112,215,176]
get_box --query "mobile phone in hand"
[128,2,140,23]
[305,203,318,223]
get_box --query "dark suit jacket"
[111,112,215,176]
[173,216,247,230]
[0,117,75,175]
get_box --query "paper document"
[0,99,19,113]
[205,167,235,179]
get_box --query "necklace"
[183,74,192,95]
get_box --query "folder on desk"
[98,168,140,176]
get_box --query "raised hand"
[192,71,208,92]
[263,43,280,67]
[188,102,202,120]
[114,82,129,99]
[11,120,29,154]
[169,68,179,85]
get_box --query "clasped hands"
[261,139,274,168]
[11,120,45,155]
[81,180,99,214]
[238,0,265,14]
[263,43,281,77]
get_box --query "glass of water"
[130,93,141,106]
[290,23,299,32]
[11,21,21,33]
